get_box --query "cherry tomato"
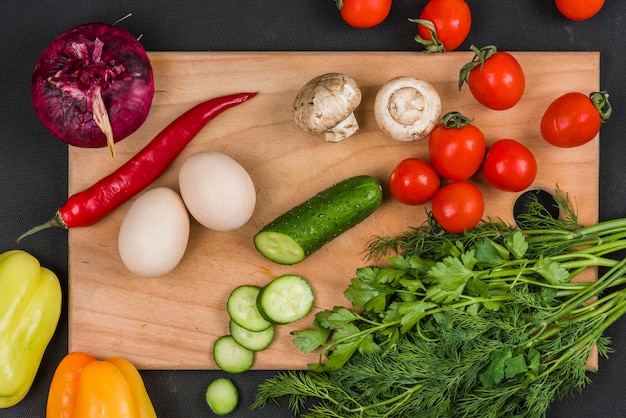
[411,0,471,52]
[555,0,605,21]
[428,111,486,181]
[389,158,441,205]
[459,45,525,110]
[540,91,611,148]
[337,0,392,29]
[431,181,484,233]
[482,139,537,192]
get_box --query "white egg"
[178,151,256,231]
[118,187,190,278]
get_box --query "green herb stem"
[345,383,424,416]
[539,295,626,378]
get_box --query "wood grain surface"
[68,51,600,370]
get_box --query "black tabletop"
[2,1,626,417]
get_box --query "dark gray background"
[2,1,626,416]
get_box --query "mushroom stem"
[325,112,359,142]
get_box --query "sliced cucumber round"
[227,285,272,332]
[205,377,238,415]
[229,319,275,352]
[257,274,314,324]
[212,335,254,374]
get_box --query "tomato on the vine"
[459,45,525,110]
[336,0,392,29]
[482,139,537,192]
[555,0,605,21]
[389,158,441,205]
[431,181,484,233]
[428,111,486,181]
[540,91,611,148]
[410,0,471,52]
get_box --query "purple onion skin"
[32,23,154,148]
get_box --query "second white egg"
[118,186,190,278]
[178,151,256,231]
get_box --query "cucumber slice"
[254,175,382,265]
[205,377,238,415]
[229,320,275,351]
[213,335,254,373]
[227,285,272,332]
[257,274,314,324]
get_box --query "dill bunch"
[252,189,626,417]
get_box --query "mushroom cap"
[293,73,362,135]
[374,76,442,142]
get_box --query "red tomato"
[540,91,610,148]
[459,46,525,110]
[431,181,484,233]
[412,0,471,52]
[555,0,605,21]
[482,139,537,192]
[428,112,486,181]
[389,158,441,205]
[337,0,392,28]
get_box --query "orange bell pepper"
[46,352,157,418]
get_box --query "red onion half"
[32,23,154,158]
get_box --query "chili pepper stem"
[17,211,67,243]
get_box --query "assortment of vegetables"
[6,2,619,415]
[46,352,156,417]
[253,192,626,416]
[31,23,155,159]
[0,250,61,409]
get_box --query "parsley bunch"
[253,190,626,417]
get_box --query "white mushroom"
[374,76,442,142]
[293,73,362,143]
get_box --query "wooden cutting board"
[68,51,600,370]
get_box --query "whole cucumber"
[254,175,383,264]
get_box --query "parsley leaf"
[505,231,528,259]
[532,256,570,285]
[425,251,478,304]
[480,346,512,388]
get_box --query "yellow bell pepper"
[0,249,62,408]
[47,352,157,418]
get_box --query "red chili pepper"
[18,92,257,242]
